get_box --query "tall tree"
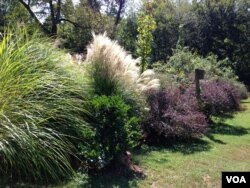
[58,0,113,52]
[103,0,127,35]
[18,0,50,34]
[183,0,250,86]
[18,0,84,36]
[116,13,138,56]
[137,1,156,73]
[151,0,180,62]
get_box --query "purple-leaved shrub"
[185,80,241,118]
[143,87,207,143]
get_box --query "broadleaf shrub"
[153,47,238,87]
[227,80,249,100]
[143,87,207,143]
[85,95,142,167]
[201,80,241,116]
[185,80,241,118]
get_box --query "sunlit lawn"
[61,99,250,188]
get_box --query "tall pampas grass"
[86,33,140,95]
[86,33,160,95]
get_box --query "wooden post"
[195,69,205,106]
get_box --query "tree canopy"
[1,0,249,86]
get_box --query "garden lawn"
[61,99,250,188]
[133,99,250,188]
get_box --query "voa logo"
[226,176,246,184]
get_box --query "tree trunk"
[18,0,50,34]
[114,0,125,26]
[49,0,58,36]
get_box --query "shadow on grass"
[167,139,212,154]
[205,121,250,144]
[85,121,250,187]
[214,113,235,120]
[206,134,226,144]
[137,119,250,156]
[83,138,212,187]
[86,173,138,188]
[135,138,212,156]
[208,122,249,136]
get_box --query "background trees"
[1,0,249,86]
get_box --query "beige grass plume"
[86,33,160,93]
[86,32,139,90]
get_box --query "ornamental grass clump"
[86,33,140,95]
[86,33,160,95]
[0,28,91,183]
[137,69,160,92]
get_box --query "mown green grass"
[134,99,250,188]
[62,99,250,188]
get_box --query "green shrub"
[153,47,237,86]
[0,27,91,183]
[85,95,141,166]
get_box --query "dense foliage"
[86,95,141,166]
[143,87,207,143]
[2,0,249,86]
[153,47,237,86]
[120,0,250,87]
[116,13,138,57]
[83,33,144,168]
[0,28,92,183]
[185,80,241,118]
